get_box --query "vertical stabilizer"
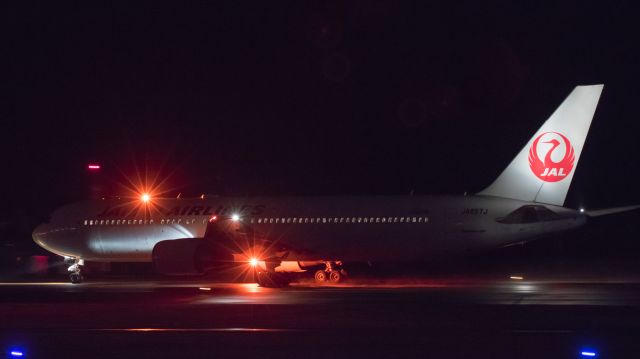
[478,85,603,206]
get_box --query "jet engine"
[152,238,234,275]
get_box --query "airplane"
[32,84,639,287]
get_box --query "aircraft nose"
[32,223,51,247]
[32,223,84,258]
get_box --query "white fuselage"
[32,195,586,263]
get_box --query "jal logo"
[528,132,575,182]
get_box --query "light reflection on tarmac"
[3,278,640,357]
[1,277,640,306]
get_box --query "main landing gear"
[66,257,84,284]
[314,261,347,284]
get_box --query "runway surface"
[2,277,640,358]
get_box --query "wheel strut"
[67,258,84,284]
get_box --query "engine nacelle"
[152,238,234,276]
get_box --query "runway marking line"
[89,328,296,332]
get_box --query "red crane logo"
[528,132,575,182]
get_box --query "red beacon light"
[209,215,218,223]
[140,193,151,203]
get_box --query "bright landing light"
[249,258,259,267]
[140,193,151,203]
[231,214,240,221]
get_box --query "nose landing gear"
[66,258,84,284]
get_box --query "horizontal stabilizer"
[586,205,640,217]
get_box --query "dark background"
[1,1,639,266]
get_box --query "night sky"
[3,1,640,221]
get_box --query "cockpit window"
[497,205,561,224]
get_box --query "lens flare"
[249,258,259,267]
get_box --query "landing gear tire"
[314,270,328,283]
[70,273,84,284]
[328,270,344,284]
[256,271,290,288]
[314,262,348,284]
